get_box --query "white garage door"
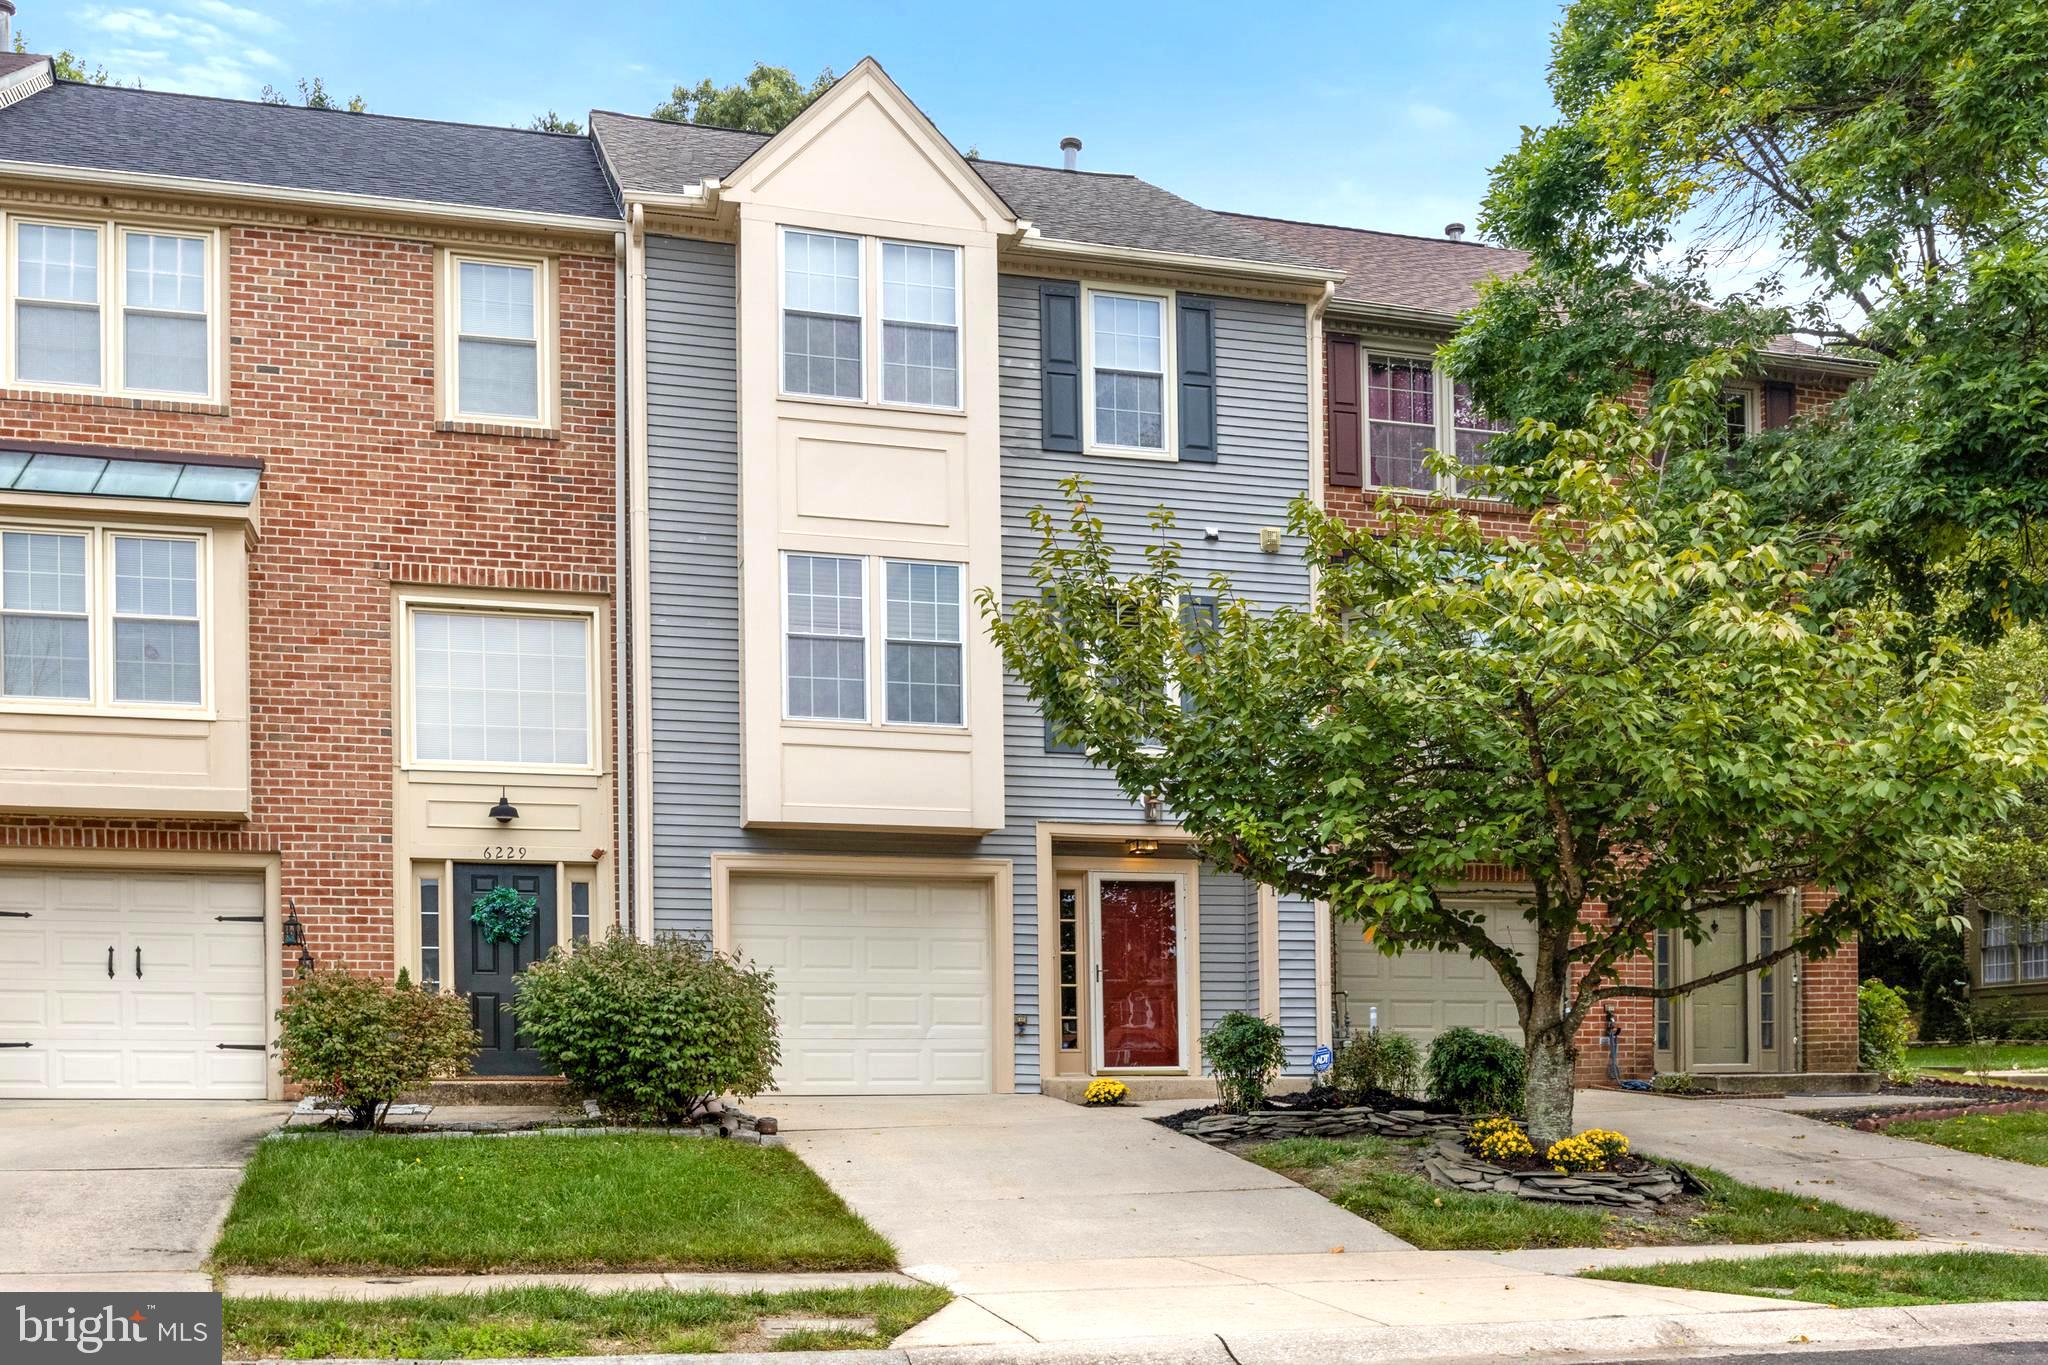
[731,875,992,1095]
[1335,901,1528,1045]
[0,869,268,1098]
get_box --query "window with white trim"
[1723,389,1758,452]
[1088,290,1166,451]
[451,257,543,422]
[2022,920,2048,983]
[883,559,963,725]
[784,553,867,721]
[880,241,959,407]
[122,231,210,396]
[782,229,863,400]
[409,607,591,767]
[16,223,101,389]
[1983,911,2016,985]
[1366,353,1436,489]
[0,525,206,708]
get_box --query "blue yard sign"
[1311,1045,1335,1074]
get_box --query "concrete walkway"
[1577,1088,2048,1248]
[0,1099,288,1288]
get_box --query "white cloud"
[1404,101,1458,131]
[78,3,289,98]
[189,0,282,34]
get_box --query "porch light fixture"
[489,789,520,824]
[281,902,304,948]
[1125,838,1159,856]
[295,946,317,978]
[1142,793,1163,823]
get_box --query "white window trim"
[397,594,600,775]
[1355,344,1512,498]
[1086,869,1192,1075]
[0,215,225,405]
[440,250,556,430]
[779,549,871,725]
[880,555,967,729]
[775,227,966,415]
[1082,283,1176,460]
[1724,383,1761,446]
[0,519,214,719]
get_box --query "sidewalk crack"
[1215,1332,1243,1365]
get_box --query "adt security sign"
[1311,1045,1335,1074]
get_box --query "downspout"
[613,227,632,938]
[627,203,656,940]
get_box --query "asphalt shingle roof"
[0,80,621,220]
[1222,213,1529,316]
[588,111,1321,270]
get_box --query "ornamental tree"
[981,359,2048,1144]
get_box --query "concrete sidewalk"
[1577,1088,2048,1247]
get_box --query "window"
[122,231,209,395]
[782,229,863,400]
[1653,928,1672,1051]
[1983,911,2016,985]
[2022,920,2048,983]
[571,880,591,945]
[884,559,963,725]
[16,223,101,389]
[1058,887,1080,1052]
[1,529,87,699]
[1758,905,1776,1052]
[1724,390,1757,452]
[881,242,959,407]
[1088,291,1166,451]
[418,874,442,991]
[1366,354,1436,490]
[0,526,206,708]
[453,258,541,421]
[784,553,866,721]
[1451,380,1510,490]
[410,608,591,767]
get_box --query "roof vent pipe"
[1444,222,1467,242]
[0,2,15,54]
[1060,136,1082,172]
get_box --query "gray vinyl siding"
[995,276,1315,1088]
[642,241,1319,1086]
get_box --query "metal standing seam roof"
[0,447,260,504]
[0,79,623,221]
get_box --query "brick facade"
[1320,326,1862,1084]
[0,223,616,995]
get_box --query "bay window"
[880,241,959,407]
[1087,290,1166,452]
[6,219,218,399]
[883,559,962,725]
[783,552,967,728]
[781,229,864,400]
[409,606,592,767]
[784,553,867,721]
[0,525,207,709]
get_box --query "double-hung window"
[452,257,543,422]
[6,220,218,399]
[880,242,959,407]
[784,553,867,721]
[1983,911,2016,985]
[1724,389,1758,452]
[1088,290,1166,452]
[1366,354,1436,490]
[782,229,864,400]
[0,526,206,708]
[883,560,962,725]
[1451,379,1510,490]
[122,231,210,395]
[2022,920,2048,983]
[16,223,103,389]
[409,606,592,768]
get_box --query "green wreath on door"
[470,884,539,946]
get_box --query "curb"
[276,1299,2048,1365]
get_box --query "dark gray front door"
[453,863,557,1076]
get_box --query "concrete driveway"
[0,1100,287,1288]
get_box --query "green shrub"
[1650,1071,1701,1095]
[1972,997,2025,1043]
[1333,1030,1422,1099]
[1423,1026,1525,1114]
[2013,1017,2048,1042]
[509,933,779,1123]
[1201,1011,1288,1114]
[276,970,477,1129]
[1916,938,1972,1042]
[1857,979,1913,1081]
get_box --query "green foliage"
[1970,997,2025,1046]
[468,884,538,946]
[259,77,367,112]
[1650,1072,1700,1095]
[653,63,835,132]
[274,971,476,1128]
[1858,979,1913,1081]
[1956,628,2048,916]
[982,361,2048,1142]
[1590,1250,2048,1309]
[1916,933,1974,1042]
[508,934,778,1123]
[1200,1010,1287,1114]
[13,33,113,85]
[1333,1029,1422,1100]
[528,110,582,134]
[1425,1027,1526,1115]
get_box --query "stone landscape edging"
[1166,1104,1464,1145]
[1851,1097,2048,1132]
[1421,1136,1685,1208]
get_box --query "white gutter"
[0,158,623,238]
[625,203,656,942]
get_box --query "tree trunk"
[1523,1020,1578,1149]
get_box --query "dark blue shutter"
[1177,297,1217,463]
[1040,281,1082,453]
[1043,586,1086,754]
[1179,594,1218,713]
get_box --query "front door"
[453,863,558,1076]
[1092,875,1184,1071]
[1690,911,1751,1069]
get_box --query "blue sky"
[29,1,1567,239]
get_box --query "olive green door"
[1690,913,1751,1068]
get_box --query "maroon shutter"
[1327,335,1362,488]
[1762,380,1797,430]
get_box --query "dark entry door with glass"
[453,863,558,1075]
[1095,877,1181,1070]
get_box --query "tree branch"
[1593,939,1815,1001]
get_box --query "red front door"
[1097,878,1180,1069]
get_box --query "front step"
[403,1077,576,1107]
[1676,1071,1882,1097]
[1042,1075,1314,1106]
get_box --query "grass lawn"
[212,1134,895,1274]
[223,1285,952,1359]
[1909,1043,2048,1072]
[1884,1110,2048,1167]
[1245,1136,1902,1252]
[1587,1251,2048,1307]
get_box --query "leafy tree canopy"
[1956,625,2048,921]
[652,62,835,133]
[1454,0,2048,639]
[983,356,2048,1142]
[14,33,116,85]
[529,110,582,134]
[259,76,366,113]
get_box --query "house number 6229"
[481,846,527,860]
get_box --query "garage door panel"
[55,989,122,1029]
[734,874,993,1095]
[131,990,199,1029]
[1337,899,1527,1050]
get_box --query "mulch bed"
[1805,1077,2048,1130]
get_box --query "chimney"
[0,2,15,54]
[1060,136,1082,172]
[1444,222,1467,242]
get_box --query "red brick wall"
[0,224,616,988]
[1319,329,1861,1082]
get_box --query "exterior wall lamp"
[281,902,304,947]
[489,789,520,824]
